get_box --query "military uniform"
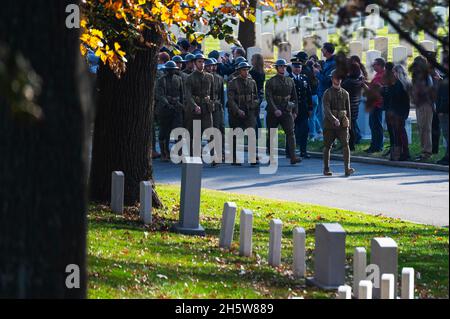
[185,69,215,154]
[227,73,259,163]
[156,68,184,161]
[211,72,225,155]
[322,86,354,175]
[290,72,313,156]
[265,74,299,161]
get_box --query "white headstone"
[374,36,388,60]
[288,27,302,52]
[401,267,414,299]
[353,247,367,299]
[314,21,328,47]
[139,181,152,225]
[288,15,300,28]
[262,11,274,33]
[371,237,398,299]
[255,23,262,48]
[256,8,262,24]
[349,41,363,59]
[337,285,352,299]
[293,227,306,278]
[303,35,317,57]
[381,273,395,299]
[300,16,313,37]
[219,202,237,250]
[275,18,289,41]
[392,46,408,65]
[261,32,274,59]
[111,171,124,214]
[239,209,253,257]
[357,27,372,51]
[247,46,262,64]
[310,7,322,25]
[359,280,373,299]
[365,4,381,31]
[278,42,292,62]
[420,40,435,52]
[268,219,283,267]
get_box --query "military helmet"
[204,58,214,66]
[210,58,218,65]
[236,61,251,71]
[194,53,207,60]
[172,55,185,63]
[291,51,308,63]
[163,61,179,70]
[274,59,288,67]
[233,56,247,67]
[184,53,195,62]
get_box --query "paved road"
[154,156,449,226]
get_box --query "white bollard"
[139,181,152,225]
[293,227,306,278]
[268,219,283,267]
[219,202,237,250]
[401,267,415,299]
[337,285,352,299]
[358,280,373,299]
[381,273,395,299]
[111,171,124,214]
[353,247,367,298]
[239,209,253,257]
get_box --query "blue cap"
[204,58,214,66]
[163,61,179,70]
[194,53,207,60]
[172,55,185,63]
[236,61,251,70]
[233,56,247,67]
[184,53,195,62]
[274,59,288,67]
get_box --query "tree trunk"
[238,0,257,52]
[0,0,89,298]
[89,29,163,207]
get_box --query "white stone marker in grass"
[139,181,152,225]
[392,46,408,65]
[219,202,237,250]
[349,41,363,59]
[261,32,274,59]
[371,237,398,299]
[374,36,388,60]
[337,285,352,299]
[111,171,124,214]
[268,219,283,267]
[420,40,435,52]
[353,247,367,299]
[381,273,395,299]
[288,27,302,52]
[239,209,253,257]
[359,280,373,299]
[293,227,306,278]
[401,267,415,299]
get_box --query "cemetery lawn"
[87,185,448,299]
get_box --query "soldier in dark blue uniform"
[289,60,313,159]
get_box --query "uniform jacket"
[265,74,298,115]
[185,70,215,114]
[212,72,225,110]
[323,86,351,130]
[155,72,184,116]
[227,76,259,117]
[289,72,313,118]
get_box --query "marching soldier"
[172,55,189,83]
[183,53,195,75]
[155,61,184,162]
[265,59,302,164]
[322,71,355,177]
[228,56,248,81]
[185,53,215,159]
[205,58,226,159]
[289,60,313,159]
[227,61,260,165]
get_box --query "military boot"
[345,168,356,177]
[290,156,302,165]
[323,167,333,176]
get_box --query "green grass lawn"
[87,184,449,299]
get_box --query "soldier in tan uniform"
[185,53,215,158]
[265,59,302,164]
[322,71,356,177]
[155,61,184,162]
[227,62,260,165]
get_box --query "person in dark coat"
[342,62,365,151]
[436,55,449,165]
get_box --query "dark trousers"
[432,112,441,154]
[267,111,296,159]
[295,115,309,154]
[349,118,361,151]
[386,111,395,149]
[369,107,384,151]
[390,114,410,161]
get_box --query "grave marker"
[219,202,237,250]
[401,267,414,299]
[353,247,367,299]
[392,46,408,65]
[139,181,152,225]
[261,32,274,59]
[268,219,283,267]
[278,42,292,62]
[288,27,302,52]
[239,209,253,257]
[374,36,388,60]
[349,41,363,59]
[371,237,398,299]
[293,227,306,278]
[111,171,124,214]
[420,40,435,52]
[247,46,262,64]
[172,157,205,236]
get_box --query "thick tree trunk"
[0,0,89,298]
[238,0,257,51]
[89,29,163,207]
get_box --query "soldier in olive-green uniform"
[172,55,189,83]
[155,61,184,162]
[265,59,301,164]
[205,58,225,159]
[322,71,355,177]
[185,54,215,157]
[227,61,260,165]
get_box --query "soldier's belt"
[273,95,291,102]
[193,96,211,104]
[332,110,347,118]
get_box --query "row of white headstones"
[110,171,416,299]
